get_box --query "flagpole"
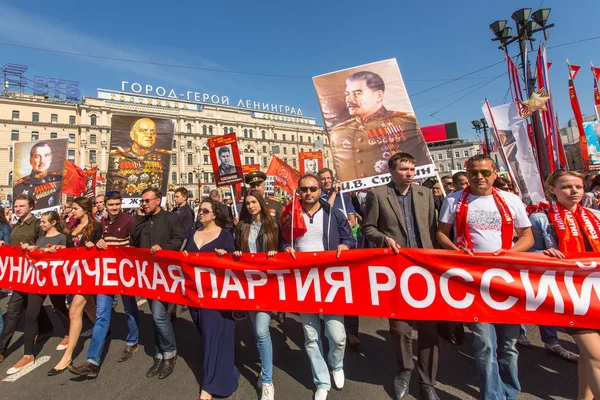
[290,192,296,251]
[229,185,238,218]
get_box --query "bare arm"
[436,222,458,251]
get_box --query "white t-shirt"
[295,210,325,252]
[439,190,531,252]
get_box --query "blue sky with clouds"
[0,0,598,142]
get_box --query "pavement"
[0,293,579,399]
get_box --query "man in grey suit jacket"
[362,152,440,400]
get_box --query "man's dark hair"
[317,168,334,178]
[175,187,189,198]
[346,71,385,93]
[466,154,497,170]
[14,194,34,208]
[30,141,52,157]
[298,173,320,188]
[141,187,162,199]
[218,147,230,156]
[441,175,452,181]
[452,171,468,186]
[388,152,416,171]
[105,192,122,202]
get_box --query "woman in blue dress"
[183,197,239,400]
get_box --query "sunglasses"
[141,197,158,204]
[199,208,213,215]
[299,186,319,193]
[467,169,493,178]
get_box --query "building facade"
[0,90,331,201]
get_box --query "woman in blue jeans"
[227,190,280,400]
[530,170,600,399]
[184,198,239,400]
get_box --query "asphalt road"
[0,294,578,399]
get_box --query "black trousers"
[389,319,439,387]
[24,294,69,355]
[0,290,54,354]
[344,315,360,335]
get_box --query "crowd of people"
[0,153,599,400]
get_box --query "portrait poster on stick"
[299,152,323,175]
[106,116,174,208]
[208,133,243,186]
[84,167,98,199]
[313,59,435,192]
[235,164,261,204]
[13,138,68,213]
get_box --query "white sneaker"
[261,383,274,400]
[332,368,345,390]
[314,388,328,400]
[256,372,263,389]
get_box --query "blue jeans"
[469,323,520,400]
[149,299,176,359]
[520,325,559,346]
[0,313,3,333]
[249,311,273,384]
[299,313,346,391]
[87,295,140,366]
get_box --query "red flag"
[594,64,600,119]
[569,64,581,80]
[280,194,307,244]
[62,161,86,196]
[568,61,589,171]
[593,66,600,81]
[266,156,300,195]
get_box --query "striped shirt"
[101,211,134,246]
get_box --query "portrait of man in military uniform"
[217,146,236,176]
[314,59,433,183]
[107,116,174,204]
[13,139,67,211]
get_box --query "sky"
[0,0,598,143]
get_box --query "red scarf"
[455,187,514,251]
[546,201,600,252]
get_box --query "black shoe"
[276,312,286,324]
[420,385,440,400]
[48,360,72,377]
[146,358,164,378]
[394,370,412,400]
[68,362,99,378]
[158,356,176,379]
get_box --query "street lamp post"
[471,119,490,155]
[489,8,554,176]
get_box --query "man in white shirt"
[437,154,533,400]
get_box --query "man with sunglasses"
[362,152,440,400]
[283,174,354,400]
[437,155,533,400]
[69,191,140,378]
[131,188,184,380]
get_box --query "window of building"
[69,133,76,143]
[447,163,452,170]
[90,114,97,126]
[293,159,297,167]
[476,149,481,155]
[172,154,177,165]
[262,130,266,140]
[446,151,452,159]
[262,145,267,153]
[8,171,12,186]
[208,126,213,135]
[68,150,75,162]
[90,134,97,144]
[308,136,311,143]
[203,154,209,164]
[440,164,445,172]
[187,153,193,165]
[204,172,210,183]
[283,157,288,163]
[51,114,58,124]
[89,150,97,163]
[12,111,19,120]
[172,140,177,149]
[283,147,287,154]
[50,132,57,139]
[188,172,193,183]
[187,141,192,149]
[69,116,76,125]
[454,151,460,158]
[186,123,192,134]
[437,153,443,160]
[32,112,39,122]
[223,127,228,134]
[31,132,39,141]
[300,136,304,143]
[463,150,469,157]
[9,146,13,162]
[456,162,461,169]
[283,134,287,141]
[202,125,207,135]
[229,127,234,133]
[172,172,177,184]
[244,129,248,138]
[249,129,253,139]
[263,157,268,167]
[274,133,278,140]
[292,148,296,155]
[11,130,19,141]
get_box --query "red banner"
[208,134,243,186]
[1,246,600,328]
[266,156,300,195]
[62,161,86,196]
[298,152,323,175]
[235,164,261,204]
